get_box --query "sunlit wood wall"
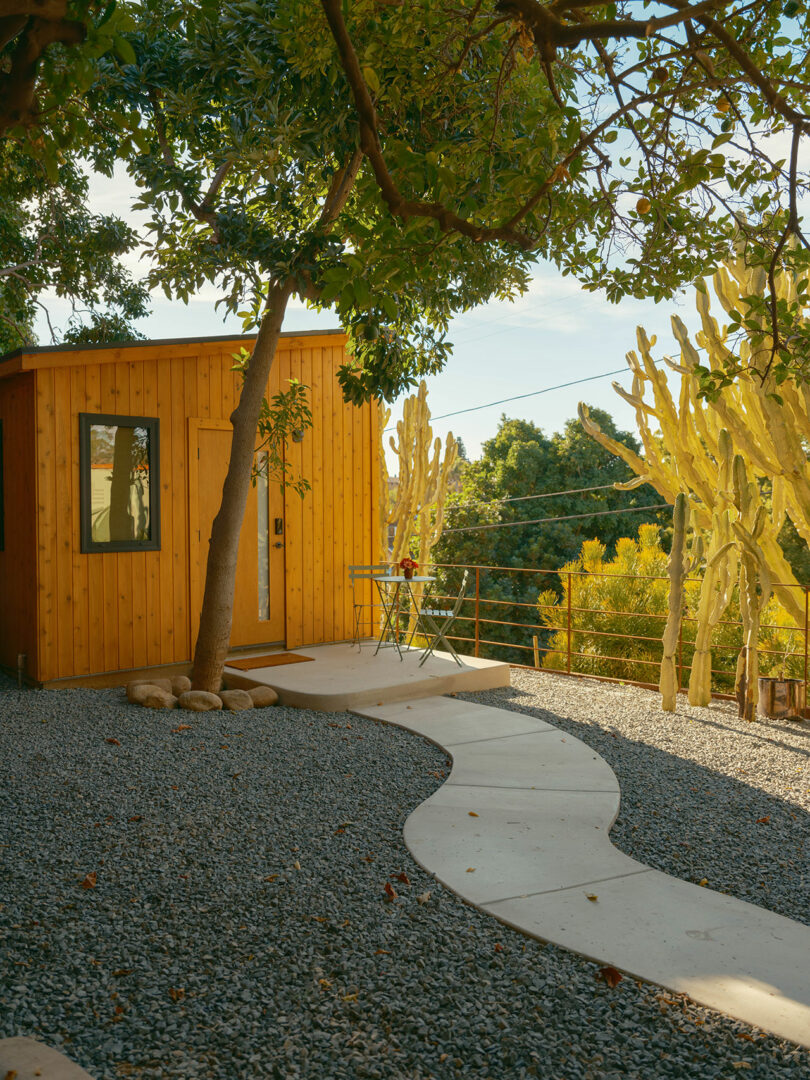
[0,331,379,683]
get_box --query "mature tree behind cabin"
[431,408,668,662]
[93,0,550,690]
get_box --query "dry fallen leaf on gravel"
[172,725,192,733]
[596,965,623,988]
[167,987,185,1002]
[80,872,97,889]
[105,738,121,746]
[383,881,398,901]
[416,892,431,905]
[393,872,410,885]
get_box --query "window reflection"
[89,423,151,543]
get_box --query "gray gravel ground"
[2,672,810,1080]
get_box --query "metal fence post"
[474,567,480,658]
[567,571,572,674]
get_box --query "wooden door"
[189,420,286,648]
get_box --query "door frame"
[187,418,286,650]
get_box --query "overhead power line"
[447,480,642,510]
[383,358,664,432]
[441,502,671,534]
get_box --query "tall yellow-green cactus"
[378,381,458,573]
[579,254,810,711]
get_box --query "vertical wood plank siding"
[283,345,379,649]
[0,372,38,676]
[6,332,377,681]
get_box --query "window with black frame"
[79,413,160,553]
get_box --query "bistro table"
[372,575,437,659]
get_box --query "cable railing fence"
[426,562,810,703]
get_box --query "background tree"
[0,144,148,350]
[430,407,668,660]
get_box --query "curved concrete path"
[352,695,810,1049]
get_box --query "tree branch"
[0,9,85,132]
[0,258,40,278]
[148,88,230,239]
[318,146,364,228]
[321,0,536,248]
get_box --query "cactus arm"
[661,494,689,712]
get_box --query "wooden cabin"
[0,330,380,686]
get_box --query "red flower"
[399,557,418,570]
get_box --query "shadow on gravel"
[459,684,810,929]
[664,708,810,755]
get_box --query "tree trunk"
[190,281,292,692]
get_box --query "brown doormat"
[227,653,315,671]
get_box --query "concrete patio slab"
[0,1036,95,1079]
[224,642,509,710]
[354,694,810,1049]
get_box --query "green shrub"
[538,525,805,693]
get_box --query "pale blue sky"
[37,166,703,458]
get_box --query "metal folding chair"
[348,564,390,647]
[418,569,470,667]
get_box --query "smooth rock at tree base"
[171,675,192,695]
[178,690,223,712]
[248,685,279,708]
[219,689,254,711]
[0,1036,96,1079]
[127,677,173,701]
[126,683,178,709]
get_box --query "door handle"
[274,541,285,549]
